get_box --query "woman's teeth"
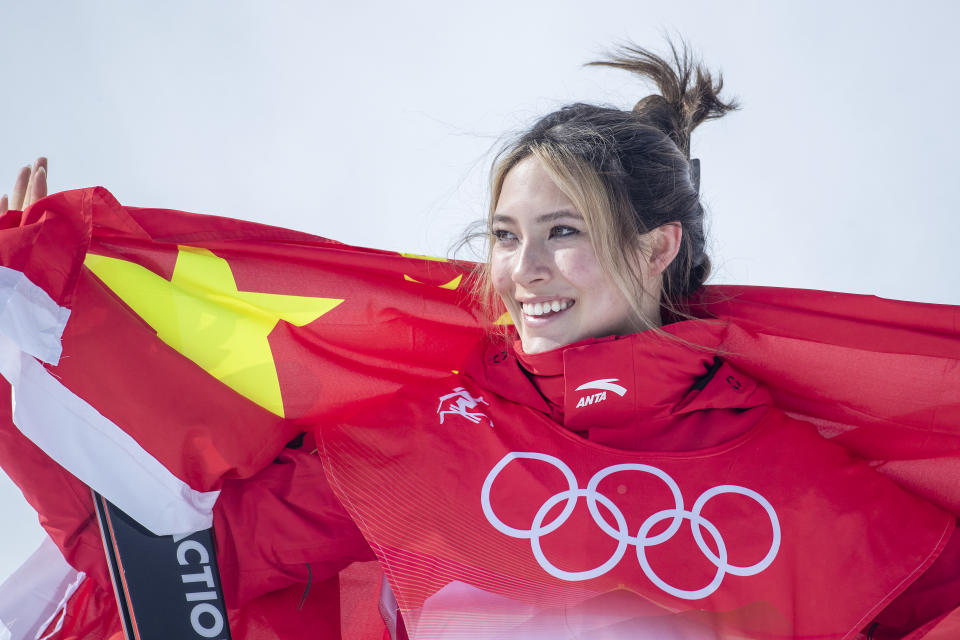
[522,300,573,316]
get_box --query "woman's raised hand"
[0,157,47,215]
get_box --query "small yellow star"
[84,246,343,417]
[402,273,463,290]
[399,252,463,290]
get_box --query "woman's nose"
[512,241,552,285]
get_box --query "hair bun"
[588,41,738,158]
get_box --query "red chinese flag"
[0,187,483,639]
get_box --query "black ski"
[93,491,232,639]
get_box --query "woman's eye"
[492,229,516,242]
[550,225,580,238]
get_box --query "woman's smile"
[520,298,575,318]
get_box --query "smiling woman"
[319,42,956,640]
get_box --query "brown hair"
[474,41,737,330]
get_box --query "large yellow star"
[84,246,343,417]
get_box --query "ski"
[93,491,232,639]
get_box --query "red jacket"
[215,319,960,639]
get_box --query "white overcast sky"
[1,1,958,583]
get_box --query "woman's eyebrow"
[492,210,583,224]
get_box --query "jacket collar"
[467,320,770,434]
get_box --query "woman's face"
[490,157,641,354]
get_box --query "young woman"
[5,45,959,640]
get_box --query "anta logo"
[575,378,627,408]
[576,391,607,407]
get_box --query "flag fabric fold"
[0,187,957,638]
[690,287,960,517]
[0,264,70,365]
[0,536,84,640]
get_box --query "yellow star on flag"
[399,252,463,290]
[84,246,343,417]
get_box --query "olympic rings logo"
[480,452,781,600]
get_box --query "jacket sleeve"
[213,444,375,609]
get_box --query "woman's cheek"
[489,253,515,299]
[490,253,524,328]
[554,248,600,291]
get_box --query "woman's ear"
[645,222,683,276]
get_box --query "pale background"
[1,1,957,583]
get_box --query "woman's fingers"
[10,165,31,210]
[22,158,48,210]
[27,166,47,209]
[6,158,48,212]
[24,158,48,209]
